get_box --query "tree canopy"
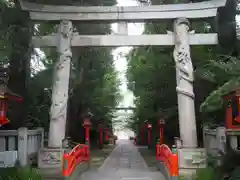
[0,0,121,146]
[0,0,239,147]
[126,0,238,146]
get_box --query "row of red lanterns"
[82,117,113,147]
[138,119,165,146]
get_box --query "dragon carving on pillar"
[173,18,194,98]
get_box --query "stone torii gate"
[19,0,227,162]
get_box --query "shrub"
[220,149,240,174]
[193,167,220,180]
[0,167,43,180]
[231,166,240,180]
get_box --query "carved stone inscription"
[178,148,206,169]
[38,148,64,168]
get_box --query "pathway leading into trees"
[79,140,165,180]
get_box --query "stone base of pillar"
[179,169,197,180]
[178,148,206,178]
[38,147,68,169]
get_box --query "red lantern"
[223,89,240,130]
[147,124,152,129]
[0,81,23,126]
[158,119,165,126]
[83,118,91,127]
[0,98,8,126]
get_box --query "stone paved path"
[78,140,165,180]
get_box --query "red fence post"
[62,144,91,177]
[62,153,69,176]
[171,146,179,177]
[156,144,179,180]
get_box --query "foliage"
[190,150,240,180]
[219,149,240,174]
[231,166,240,180]
[126,0,238,146]
[192,167,220,180]
[200,58,240,113]
[0,167,43,180]
[0,0,120,146]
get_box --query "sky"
[112,0,144,108]
[111,0,144,139]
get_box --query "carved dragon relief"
[50,20,73,121]
[173,18,194,98]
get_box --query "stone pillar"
[18,127,28,166]
[37,127,44,148]
[216,127,226,153]
[230,136,238,149]
[173,18,197,148]
[48,20,73,148]
[118,22,128,35]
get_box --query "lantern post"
[82,117,92,145]
[140,125,145,145]
[158,119,165,144]
[105,127,109,142]
[98,121,103,149]
[147,123,152,147]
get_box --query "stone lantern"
[158,119,165,144]
[0,67,23,126]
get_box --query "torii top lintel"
[19,0,226,21]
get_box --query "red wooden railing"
[62,144,90,177]
[156,144,179,177]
